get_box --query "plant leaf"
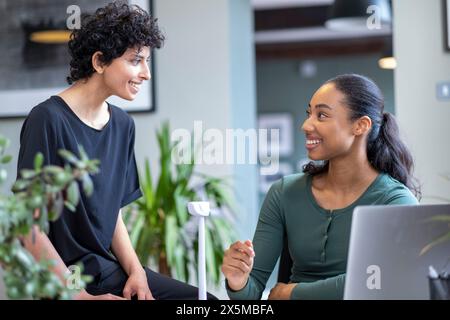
[19,169,37,180]
[81,173,94,196]
[173,245,187,282]
[43,165,64,175]
[204,227,217,284]
[58,149,78,165]
[144,159,153,196]
[139,159,154,212]
[420,231,450,256]
[34,152,44,170]
[64,201,76,212]
[67,181,80,208]
[11,179,31,192]
[0,136,10,150]
[78,145,88,162]
[423,214,450,223]
[1,154,12,164]
[29,194,44,209]
[130,213,145,248]
[174,187,189,225]
[165,215,178,266]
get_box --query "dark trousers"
[86,265,218,300]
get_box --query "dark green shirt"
[227,173,418,300]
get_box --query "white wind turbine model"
[187,201,210,300]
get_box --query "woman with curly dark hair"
[17,1,215,300]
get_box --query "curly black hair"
[67,1,165,84]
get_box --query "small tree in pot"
[0,135,97,299]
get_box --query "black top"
[17,95,142,277]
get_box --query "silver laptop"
[344,204,450,300]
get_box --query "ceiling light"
[378,40,396,69]
[29,30,71,44]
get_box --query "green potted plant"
[0,134,96,299]
[123,122,237,287]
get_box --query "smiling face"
[301,83,357,161]
[101,46,151,101]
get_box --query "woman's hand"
[122,269,154,300]
[268,283,296,300]
[221,240,255,291]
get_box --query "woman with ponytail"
[222,74,420,300]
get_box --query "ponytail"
[303,74,421,199]
[367,112,421,199]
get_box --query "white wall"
[394,0,450,203]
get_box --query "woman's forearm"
[22,225,70,284]
[111,210,143,276]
